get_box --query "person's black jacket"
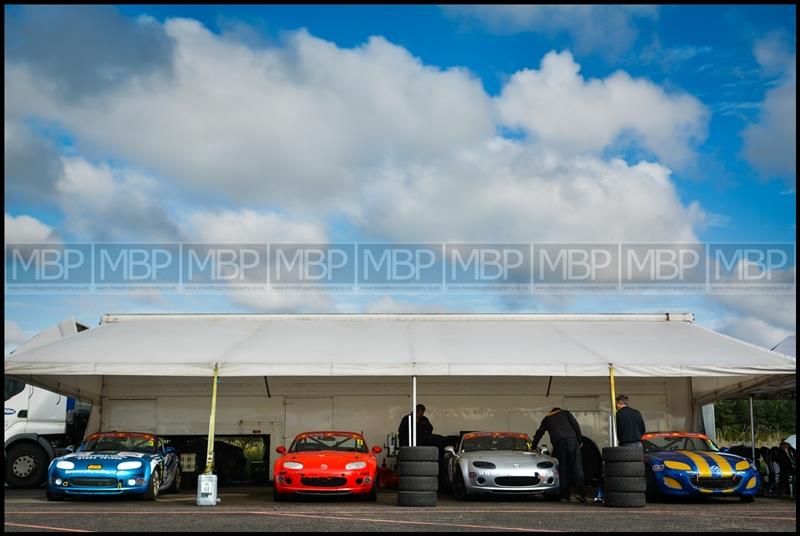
[616,406,646,443]
[398,414,434,447]
[532,408,582,448]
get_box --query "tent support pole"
[609,365,617,447]
[749,396,756,462]
[412,375,417,447]
[204,363,220,474]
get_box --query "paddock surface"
[4,487,796,532]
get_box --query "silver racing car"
[444,432,560,500]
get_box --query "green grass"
[715,426,791,448]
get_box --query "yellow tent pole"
[609,364,617,447]
[204,363,220,474]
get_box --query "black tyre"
[602,447,644,463]
[543,491,560,501]
[166,468,182,493]
[604,491,646,508]
[739,495,754,503]
[399,446,439,462]
[273,487,287,502]
[397,490,437,507]
[398,461,439,477]
[645,466,661,501]
[604,476,646,493]
[399,476,439,492]
[366,481,378,501]
[45,488,65,501]
[452,470,469,501]
[5,443,49,489]
[604,462,645,478]
[140,470,160,501]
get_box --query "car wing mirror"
[539,445,551,456]
[444,446,455,455]
[276,446,286,454]
[164,446,177,455]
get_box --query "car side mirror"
[539,445,551,456]
[719,447,729,453]
[372,446,382,454]
[65,445,76,454]
[444,446,455,455]
[164,446,177,455]
[276,446,286,454]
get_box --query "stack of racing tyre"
[397,446,439,507]
[602,446,646,508]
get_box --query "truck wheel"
[5,443,49,488]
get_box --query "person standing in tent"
[615,395,646,447]
[532,407,587,503]
[398,403,433,447]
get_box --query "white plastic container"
[196,473,218,506]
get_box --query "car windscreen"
[80,436,158,454]
[461,435,530,452]
[290,434,368,453]
[643,436,718,453]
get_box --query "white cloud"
[180,208,326,243]
[4,213,60,243]
[742,33,796,185]
[6,21,495,211]
[363,296,448,314]
[354,139,704,242]
[444,5,657,59]
[230,293,333,313]
[715,314,792,349]
[710,263,796,349]
[495,51,707,168]
[5,18,710,247]
[57,157,179,241]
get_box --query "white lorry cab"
[4,319,91,488]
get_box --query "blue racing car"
[643,432,759,502]
[46,431,181,501]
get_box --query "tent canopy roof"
[6,313,795,380]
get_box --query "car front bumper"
[275,469,376,495]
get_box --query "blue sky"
[4,5,796,350]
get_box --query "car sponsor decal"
[117,452,146,459]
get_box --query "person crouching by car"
[532,407,587,503]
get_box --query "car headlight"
[117,461,143,470]
[345,461,367,470]
[283,461,303,470]
[56,460,75,470]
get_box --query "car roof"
[462,432,528,439]
[294,431,364,438]
[87,431,157,440]
[642,431,710,440]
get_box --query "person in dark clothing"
[398,403,434,447]
[532,407,586,503]
[615,395,646,447]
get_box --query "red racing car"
[273,431,382,501]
